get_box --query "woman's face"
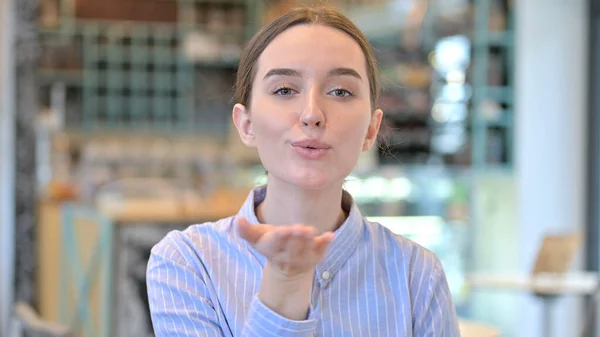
[233,24,382,190]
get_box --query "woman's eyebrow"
[262,67,362,81]
[327,67,362,81]
[263,68,301,79]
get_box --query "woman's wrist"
[258,263,314,321]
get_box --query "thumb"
[236,216,266,245]
[315,232,335,256]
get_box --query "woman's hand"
[237,216,334,279]
[237,216,335,320]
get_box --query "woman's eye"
[330,89,352,97]
[273,87,295,96]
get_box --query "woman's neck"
[256,176,347,234]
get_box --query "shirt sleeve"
[147,238,225,337]
[147,230,318,337]
[241,295,317,337]
[412,254,461,337]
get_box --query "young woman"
[147,6,460,337]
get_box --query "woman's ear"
[363,109,383,151]
[232,103,256,147]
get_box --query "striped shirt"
[147,185,460,337]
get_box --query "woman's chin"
[265,165,349,190]
[291,178,329,190]
[285,170,343,190]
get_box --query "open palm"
[237,216,334,278]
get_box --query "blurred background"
[0,0,598,336]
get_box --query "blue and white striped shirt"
[147,186,460,336]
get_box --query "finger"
[256,227,292,254]
[298,225,317,239]
[299,226,318,251]
[285,225,316,257]
[237,216,268,245]
[285,233,306,259]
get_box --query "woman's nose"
[299,89,325,128]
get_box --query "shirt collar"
[236,185,364,284]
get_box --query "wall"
[0,0,16,334]
[515,0,589,336]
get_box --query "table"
[467,272,600,337]
[458,319,501,337]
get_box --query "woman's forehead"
[255,24,368,79]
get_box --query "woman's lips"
[290,139,331,160]
[291,145,329,159]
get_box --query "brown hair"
[234,6,381,110]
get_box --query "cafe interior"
[1,0,599,336]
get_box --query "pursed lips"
[290,139,331,159]
[290,139,331,150]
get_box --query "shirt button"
[321,271,331,280]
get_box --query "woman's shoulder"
[365,219,445,275]
[149,215,238,262]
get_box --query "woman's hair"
[234,6,381,110]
